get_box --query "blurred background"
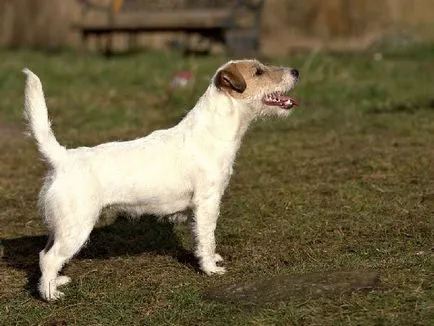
[1,0,434,56]
[1,2,434,325]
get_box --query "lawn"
[0,45,433,325]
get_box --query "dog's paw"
[214,253,224,263]
[208,266,226,275]
[202,263,226,275]
[48,290,65,301]
[39,280,66,301]
[56,276,71,286]
[40,288,65,301]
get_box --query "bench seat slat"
[75,10,233,32]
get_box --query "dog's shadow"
[1,216,197,297]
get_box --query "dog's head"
[213,59,300,117]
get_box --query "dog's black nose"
[291,69,300,78]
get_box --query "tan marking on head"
[215,60,286,100]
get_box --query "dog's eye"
[255,67,265,76]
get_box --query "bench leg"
[128,31,139,52]
[79,31,90,55]
[104,32,114,57]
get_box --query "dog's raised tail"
[23,68,66,165]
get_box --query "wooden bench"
[74,0,265,56]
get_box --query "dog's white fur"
[23,60,299,301]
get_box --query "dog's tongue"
[283,95,299,107]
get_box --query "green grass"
[1,45,434,325]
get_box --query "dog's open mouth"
[262,91,299,109]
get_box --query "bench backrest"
[76,0,265,31]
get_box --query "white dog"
[23,59,300,301]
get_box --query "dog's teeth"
[265,92,286,103]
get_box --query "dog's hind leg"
[38,205,99,301]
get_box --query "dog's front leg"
[193,194,226,275]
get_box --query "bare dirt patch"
[204,271,381,305]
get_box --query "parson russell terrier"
[23,59,300,301]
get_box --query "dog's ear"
[215,64,246,93]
